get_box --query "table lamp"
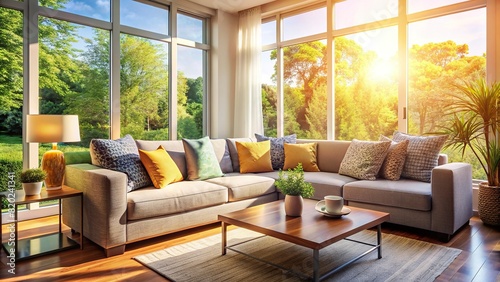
[26,115,81,190]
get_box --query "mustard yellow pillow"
[139,145,183,188]
[235,140,273,173]
[283,143,320,172]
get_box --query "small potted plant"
[20,168,47,195]
[275,163,315,216]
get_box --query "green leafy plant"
[441,78,500,186]
[19,168,47,183]
[275,163,314,198]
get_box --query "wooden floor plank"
[1,215,498,281]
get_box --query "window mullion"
[398,0,408,133]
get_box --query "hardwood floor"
[0,215,499,281]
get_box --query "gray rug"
[134,228,461,281]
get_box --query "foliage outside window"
[0,1,210,212]
[262,0,487,179]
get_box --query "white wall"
[210,10,238,138]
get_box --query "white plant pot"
[23,182,43,195]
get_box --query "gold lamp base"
[41,145,65,190]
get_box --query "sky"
[54,0,203,79]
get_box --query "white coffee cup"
[324,195,343,214]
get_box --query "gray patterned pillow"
[183,136,224,180]
[339,139,391,180]
[254,133,297,170]
[90,134,152,192]
[379,136,409,181]
[392,131,448,183]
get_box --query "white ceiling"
[187,0,277,13]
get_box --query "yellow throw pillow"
[139,145,184,188]
[283,143,320,172]
[235,140,273,173]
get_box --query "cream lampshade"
[26,115,81,190]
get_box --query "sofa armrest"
[62,164,127,250]
[431,162,472,235]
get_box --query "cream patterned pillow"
[339,139,391,180]
[379,136,409,181]
[392,131,447,182]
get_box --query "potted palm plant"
[442,78,500,226]
[275,163,315,216]
[20,168,47,195]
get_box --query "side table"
[1,185,83,261]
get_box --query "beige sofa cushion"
[127,181,228,220]
[298,140,351,173]
[206,174,275,201]
[136,139,233,178]
[343,179,432,211]
[257,171,357,200]
[226,137,254,172]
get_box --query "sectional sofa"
[62,138,473,257]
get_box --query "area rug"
[133,228,461,281]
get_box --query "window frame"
[262,0,491,139]
[0,0,212,218]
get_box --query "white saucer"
[315,201,351,218]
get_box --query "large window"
[261,50,277,136]
[39,18,110,146]
[0,0,211,215]
[39,0,111,21]
[177,46,204,139]
[335,0,396,29]
[121,0,168,34]
[176,12,208,139]
[408,8,486,179]
[282,7,326,41]
[263,0,488,178]
[282,41,327,139]
[335,27,398,140]
[0,7,23,196]
[120,34,169,140]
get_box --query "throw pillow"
[338,139,391,180]
[283,143,320,172]
[255,133,297,170]
[379,136,409,181]
[235,140,274,173]
[90,134,152,192]
[392,131,448,182]
[182,136,224,181]
[139,145,184,188]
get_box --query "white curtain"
[233,6,263,138]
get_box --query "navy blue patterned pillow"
[90,135,152,192]
[255,134,297,170]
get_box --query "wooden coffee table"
[218,199,390,281]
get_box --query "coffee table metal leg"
[377,224,382,259]
[313,249,320,282]
[221,222,227,255]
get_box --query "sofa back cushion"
[136,140,187,178]
[298,140,351,173]
[210,139,233,173]
[226,137,254,172]
[136,139,233,179]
